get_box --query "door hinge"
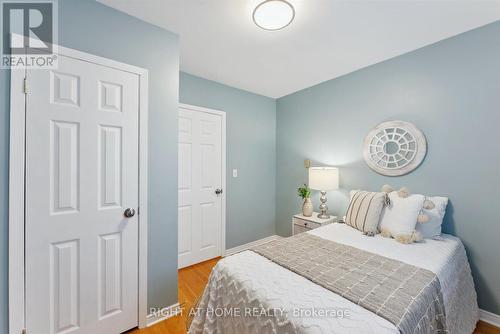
[23,77,28,94]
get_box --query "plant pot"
[302,198,313,217]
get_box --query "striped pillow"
[345,191,385,234]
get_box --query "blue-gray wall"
[276,21,500,314]
[179,72,276,248]
[0,1,180,331]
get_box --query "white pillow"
[379,191,425,235]
[416,196,448,239]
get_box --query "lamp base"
[317,190,330,219]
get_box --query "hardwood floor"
[128,258,220,334]
[130,257,498,334]
[476,322,500,334]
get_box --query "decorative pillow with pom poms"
[381,184,394,194]
[377,186,448,242]
[380,227,422,244]
[394,231,423,244]
[380,228,392,238]
[416,196,449,239]
[378,188,425,241]
[417,212,430,224]
[423,199,436,210]
[397,187,410,198]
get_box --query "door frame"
[178,103,227,263]
[9,41,150,333]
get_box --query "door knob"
[215,188,223,195]
[124,208,136,218]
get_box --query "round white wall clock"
[363,121,427,176]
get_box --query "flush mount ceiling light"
[253,0,295,31]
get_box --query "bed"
[189,223,479,334]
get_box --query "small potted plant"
[297,183,313,217]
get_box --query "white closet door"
[25,54,140,334]
[178,107,223,269]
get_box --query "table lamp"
[308,167,339,219]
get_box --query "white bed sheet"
[190,223,479,334]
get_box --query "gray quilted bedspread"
[251,233,448,334]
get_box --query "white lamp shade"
[309,167,339,191]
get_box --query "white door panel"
[178,107,223,268]
[25,54,140,334]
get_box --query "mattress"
[190,223,479,334]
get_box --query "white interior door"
[25,54,140,334]
[178,106,224,269]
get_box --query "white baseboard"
[146,302,182,327]
[480,309,500,327]
[224,235,282,256]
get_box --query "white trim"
[480,309,500,328]
[138,67,149,329]
[9,42,149,333]
[8,55,27,334]
[178,103,227,259]
[224,235,282,257]
[146,303,182,327]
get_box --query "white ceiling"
[98,0,500,98]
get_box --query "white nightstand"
[292,213,337,235]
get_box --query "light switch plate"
[232,169,238,178]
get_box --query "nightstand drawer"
[293,217,320,229]
[293,224,310,235]
[292,213,337,236]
